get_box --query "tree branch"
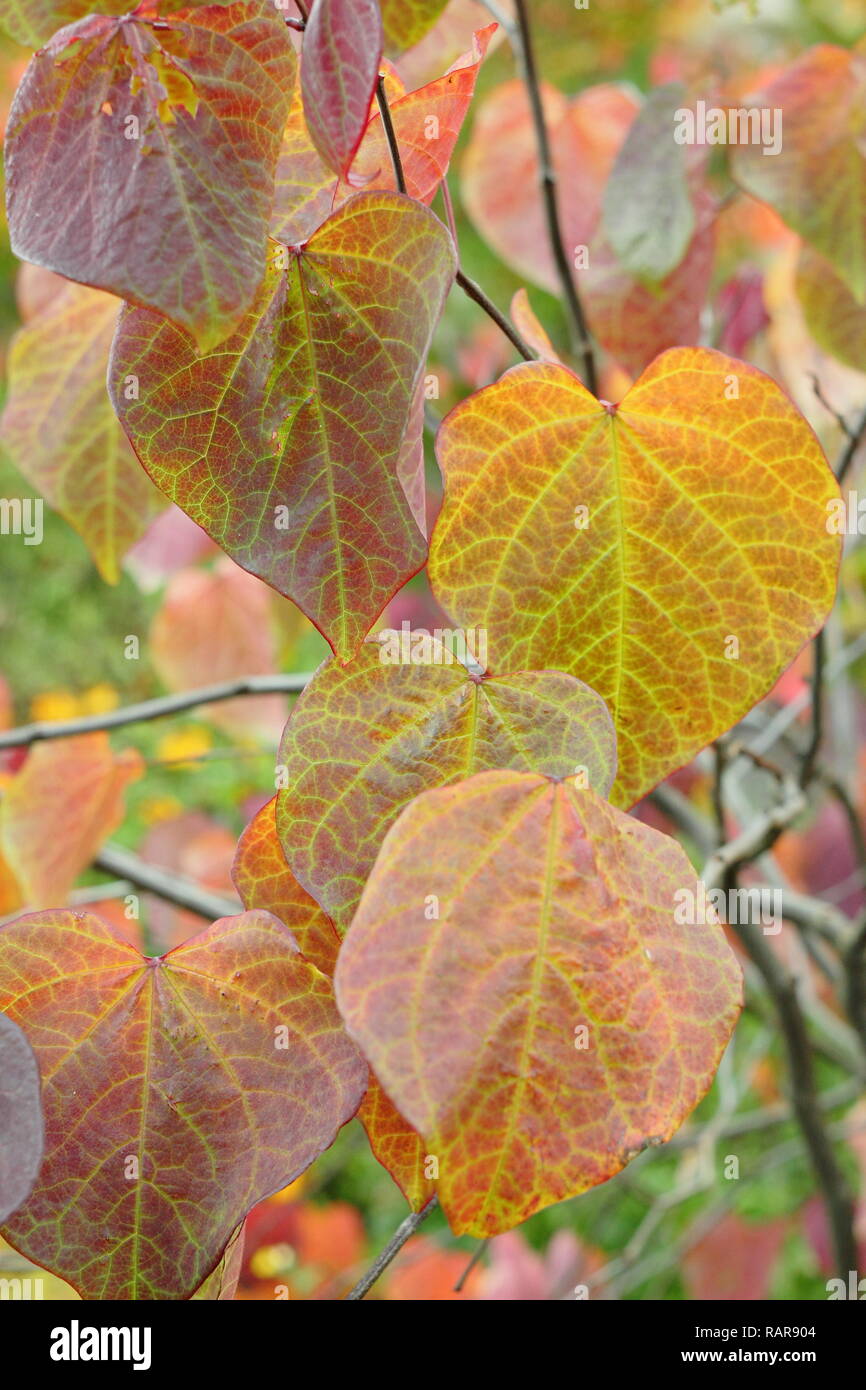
[0,674,312,750]
[512,0,597,394]
[375,71,536,364]
[94,843,241,923]
[345,1195,439,1300]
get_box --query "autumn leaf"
[276,639,616,932]
[346,24,496,200]
[232,798,426,1208]
[1,280,164,584]
[796,243,866,375]
[271,25,494,244]
[0,734,142,907]
[149,559,289,743]
[0,908,367,1299]
[335,770,743,1236]
[5,2,296,351]
[380,0,450,55]
[461,80,714,376]
[0,1013,43,1224]
[111,194,456,659]
[358,1083,436,1212]
[0,0,240,50]
[510,289,561,364]
[301,0,382,179]
[731,47,866,304]
[428,348,841,807]
[232,798,340,979]
[601,84,695,283]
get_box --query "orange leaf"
[335,770,743,1236]
[0,734,142,906]
[429,348,841,806]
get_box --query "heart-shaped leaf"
[0,1014,44,1224]
[111,193,456,659]
[301,0,382,179]
[277,639,616,931]
[1,281,164,583]
[335,769,743,1236]
[428,348,841,806]
[6,2,296,351]
[0,909,367,1299]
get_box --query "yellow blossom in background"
[79,683,120,715]
[156,726,213,766]
[29,689,79,723]
[139,795,184,825]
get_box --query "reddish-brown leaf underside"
[0,1013,44,1224]
[0,909,367,1299]
[5,1,296,351]
[301,0,383,179]
[110,193,456,659]
[335,770,743,1236]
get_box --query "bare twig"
[512,0,597,393]
[374,72,536,364]
[345,1196,439,1300]
[799,629,826,788]
[0,674,311,750]
[376,73,406,192]
[454,1238,489,1292]
[94,844,241,923]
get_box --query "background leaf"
[601,84,695,284]
[1,280,164,583]
[731,47,866,304]
[0,733,142,906]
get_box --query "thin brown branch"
[512,0,597,394]
[0,674,311,750]
[375,72,536,363]
[345,1196,439,1300]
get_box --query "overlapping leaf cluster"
[0,0,851,1297]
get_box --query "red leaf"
[0,908,367,1299]
[301,0,383,179]
[6,2,296,351]
[111,194,456,659]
